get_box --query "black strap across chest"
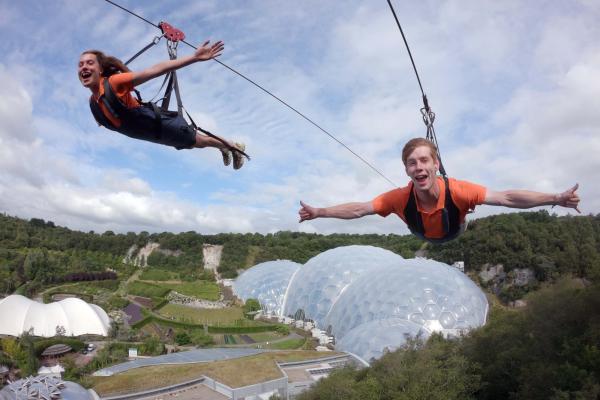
[404,176,460,240]
[89,78,161,132]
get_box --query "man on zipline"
[299,138,581,243]
[79,40,246,169]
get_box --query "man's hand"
[195,40,224,61]
[555,183,581,213]
[299,201,319,223]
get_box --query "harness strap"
[171,70,184,114]
[125,34,164,66]
[101,78,127,118]
[184,110,251,160]
[405,187,425,236]
[404,176,460,239]
[160,72,175,112]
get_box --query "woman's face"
[78,53,102,90]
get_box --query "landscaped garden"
[157,304,252,325]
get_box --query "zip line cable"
[101,0,397,187]
[386,0,447,177]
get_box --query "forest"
[1,211,599,398]
[297,279,600,400]
[1,210,599,297]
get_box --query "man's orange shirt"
[372,177,487,239]
[92,72,140,128]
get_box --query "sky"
[0,0,599,236]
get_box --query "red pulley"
[159,21,185,42]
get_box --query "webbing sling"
[404,176,460,241]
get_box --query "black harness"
[89,78,197,149]
[404,176,461,243]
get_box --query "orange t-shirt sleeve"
[449,178,487,211]
[372,187,410,219]
[108,72,140,108]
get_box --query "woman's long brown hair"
[81,50,130,77]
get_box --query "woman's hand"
[195,40,224,61]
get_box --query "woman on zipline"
[79,40,246,169]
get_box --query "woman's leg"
[193,132,246,170]
[192,133,230,149]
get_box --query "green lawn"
[156,281,220,301]
[138,269,179,281]
[158,304,247,325]
[266,338,307,350]
[247,332,281,343]
[127,281,171,298]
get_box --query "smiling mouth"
[80,71,92,80]
[415,174,428,184]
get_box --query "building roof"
[41,344,73,357]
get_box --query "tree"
[1,338,22,363]
[190,331,214,348]
[17,331,39,377]
[141,335,163,356]
[55,325,66,337]
[243,298,261,316]
[174,331,191,346]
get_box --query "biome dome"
[336,318,426,362]
[233,260,301,315]
[232,245,488,362]
[282,245,401,327]
[323,258,488,339]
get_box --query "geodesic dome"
[0,294,110,337]
[324,258,488,339]
[282,245,401,327]
[336,318,426,362]
[233,245,488,362]
[233,260,301,315]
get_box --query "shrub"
[191,331,214,347]
[174,331,191,346]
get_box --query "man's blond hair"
[402,138,438,165]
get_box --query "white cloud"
[0,1,597,236]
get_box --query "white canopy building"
[0,294,110,337]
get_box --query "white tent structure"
[0,294,110,337]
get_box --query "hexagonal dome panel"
[233,260,301,315]
[282,245,401,327]
[336,318,426,362]
[324,258,488,340]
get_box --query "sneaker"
[232,142,246,170]
[220,148,232,166]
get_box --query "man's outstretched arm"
[484,183,580,213]
[298,200,375,222]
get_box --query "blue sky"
[0,0,598,235]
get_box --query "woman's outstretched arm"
[131,40,224,87]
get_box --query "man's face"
[78,53,102,90]
[404,145,439,192]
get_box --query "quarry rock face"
[203,244,223,272]
[123,243,184,268]
[123,242,161,267]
